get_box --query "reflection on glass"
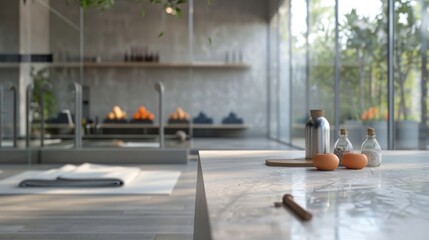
[278,5,291,143]
[269,13,280,139]
[290,0,309,148]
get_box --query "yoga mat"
[119,142,161,148]
[0,170,181,195]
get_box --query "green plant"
[31,67,57,122]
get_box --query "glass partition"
[278,4,292,144]
[289,0,309,148]
[269,12,280,139]
[0,0,196,160]
[24,1,195,150]
[44,0,82,149]
[2,0,275,163]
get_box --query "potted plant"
[30,67,57,135]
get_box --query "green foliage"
[303,0,426,123]
[78,0,189,15]
[31,68,57,121]
[79,0,115,10]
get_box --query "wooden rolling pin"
[275,194,312,221]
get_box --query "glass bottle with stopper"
[333,128,353,165]
[361,127,382,167]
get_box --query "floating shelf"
[36,123,250,130]
[0,62,250,69]
[35,123,249,139]
[49,61,250,69]
[165,124,249,129]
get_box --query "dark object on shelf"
[0,54,53,63]
[103,118,128,124]
[222,112,244,124]
[0,54,20,62]
[126,47,160,63]
[168,119,190,124]
[44,110,75,135]
[46,110,74,124]
[193,112,214,124]
[22,54,53,62]
[129,119,154,124]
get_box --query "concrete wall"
[49,0,269,136]
[0,0,20,52]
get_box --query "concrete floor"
[0,137,292,240]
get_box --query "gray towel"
[19,163,140,188]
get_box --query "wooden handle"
[282,194,312,221]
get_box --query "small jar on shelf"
[361,128,382,167]
[333,128,353,165]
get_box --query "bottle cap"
[367,128,376,136]
[340,128,347,135]
[310,109,324,118]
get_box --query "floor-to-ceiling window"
[269,0,429,150]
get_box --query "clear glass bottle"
[333,128,353,165]
[361,128,382,167]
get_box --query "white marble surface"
[197,150,429,240]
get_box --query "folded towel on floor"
[19,163,140,188]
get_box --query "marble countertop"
[196,150,429,240]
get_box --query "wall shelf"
[49,62,250,69]
[36,123,250,130]
[36,123,249,138]
[0,62,250,69]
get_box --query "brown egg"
[342,153,368,169]
[313,153,339,171]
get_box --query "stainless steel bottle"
[305,109,330,159]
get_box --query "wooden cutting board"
[265,158,314,167]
